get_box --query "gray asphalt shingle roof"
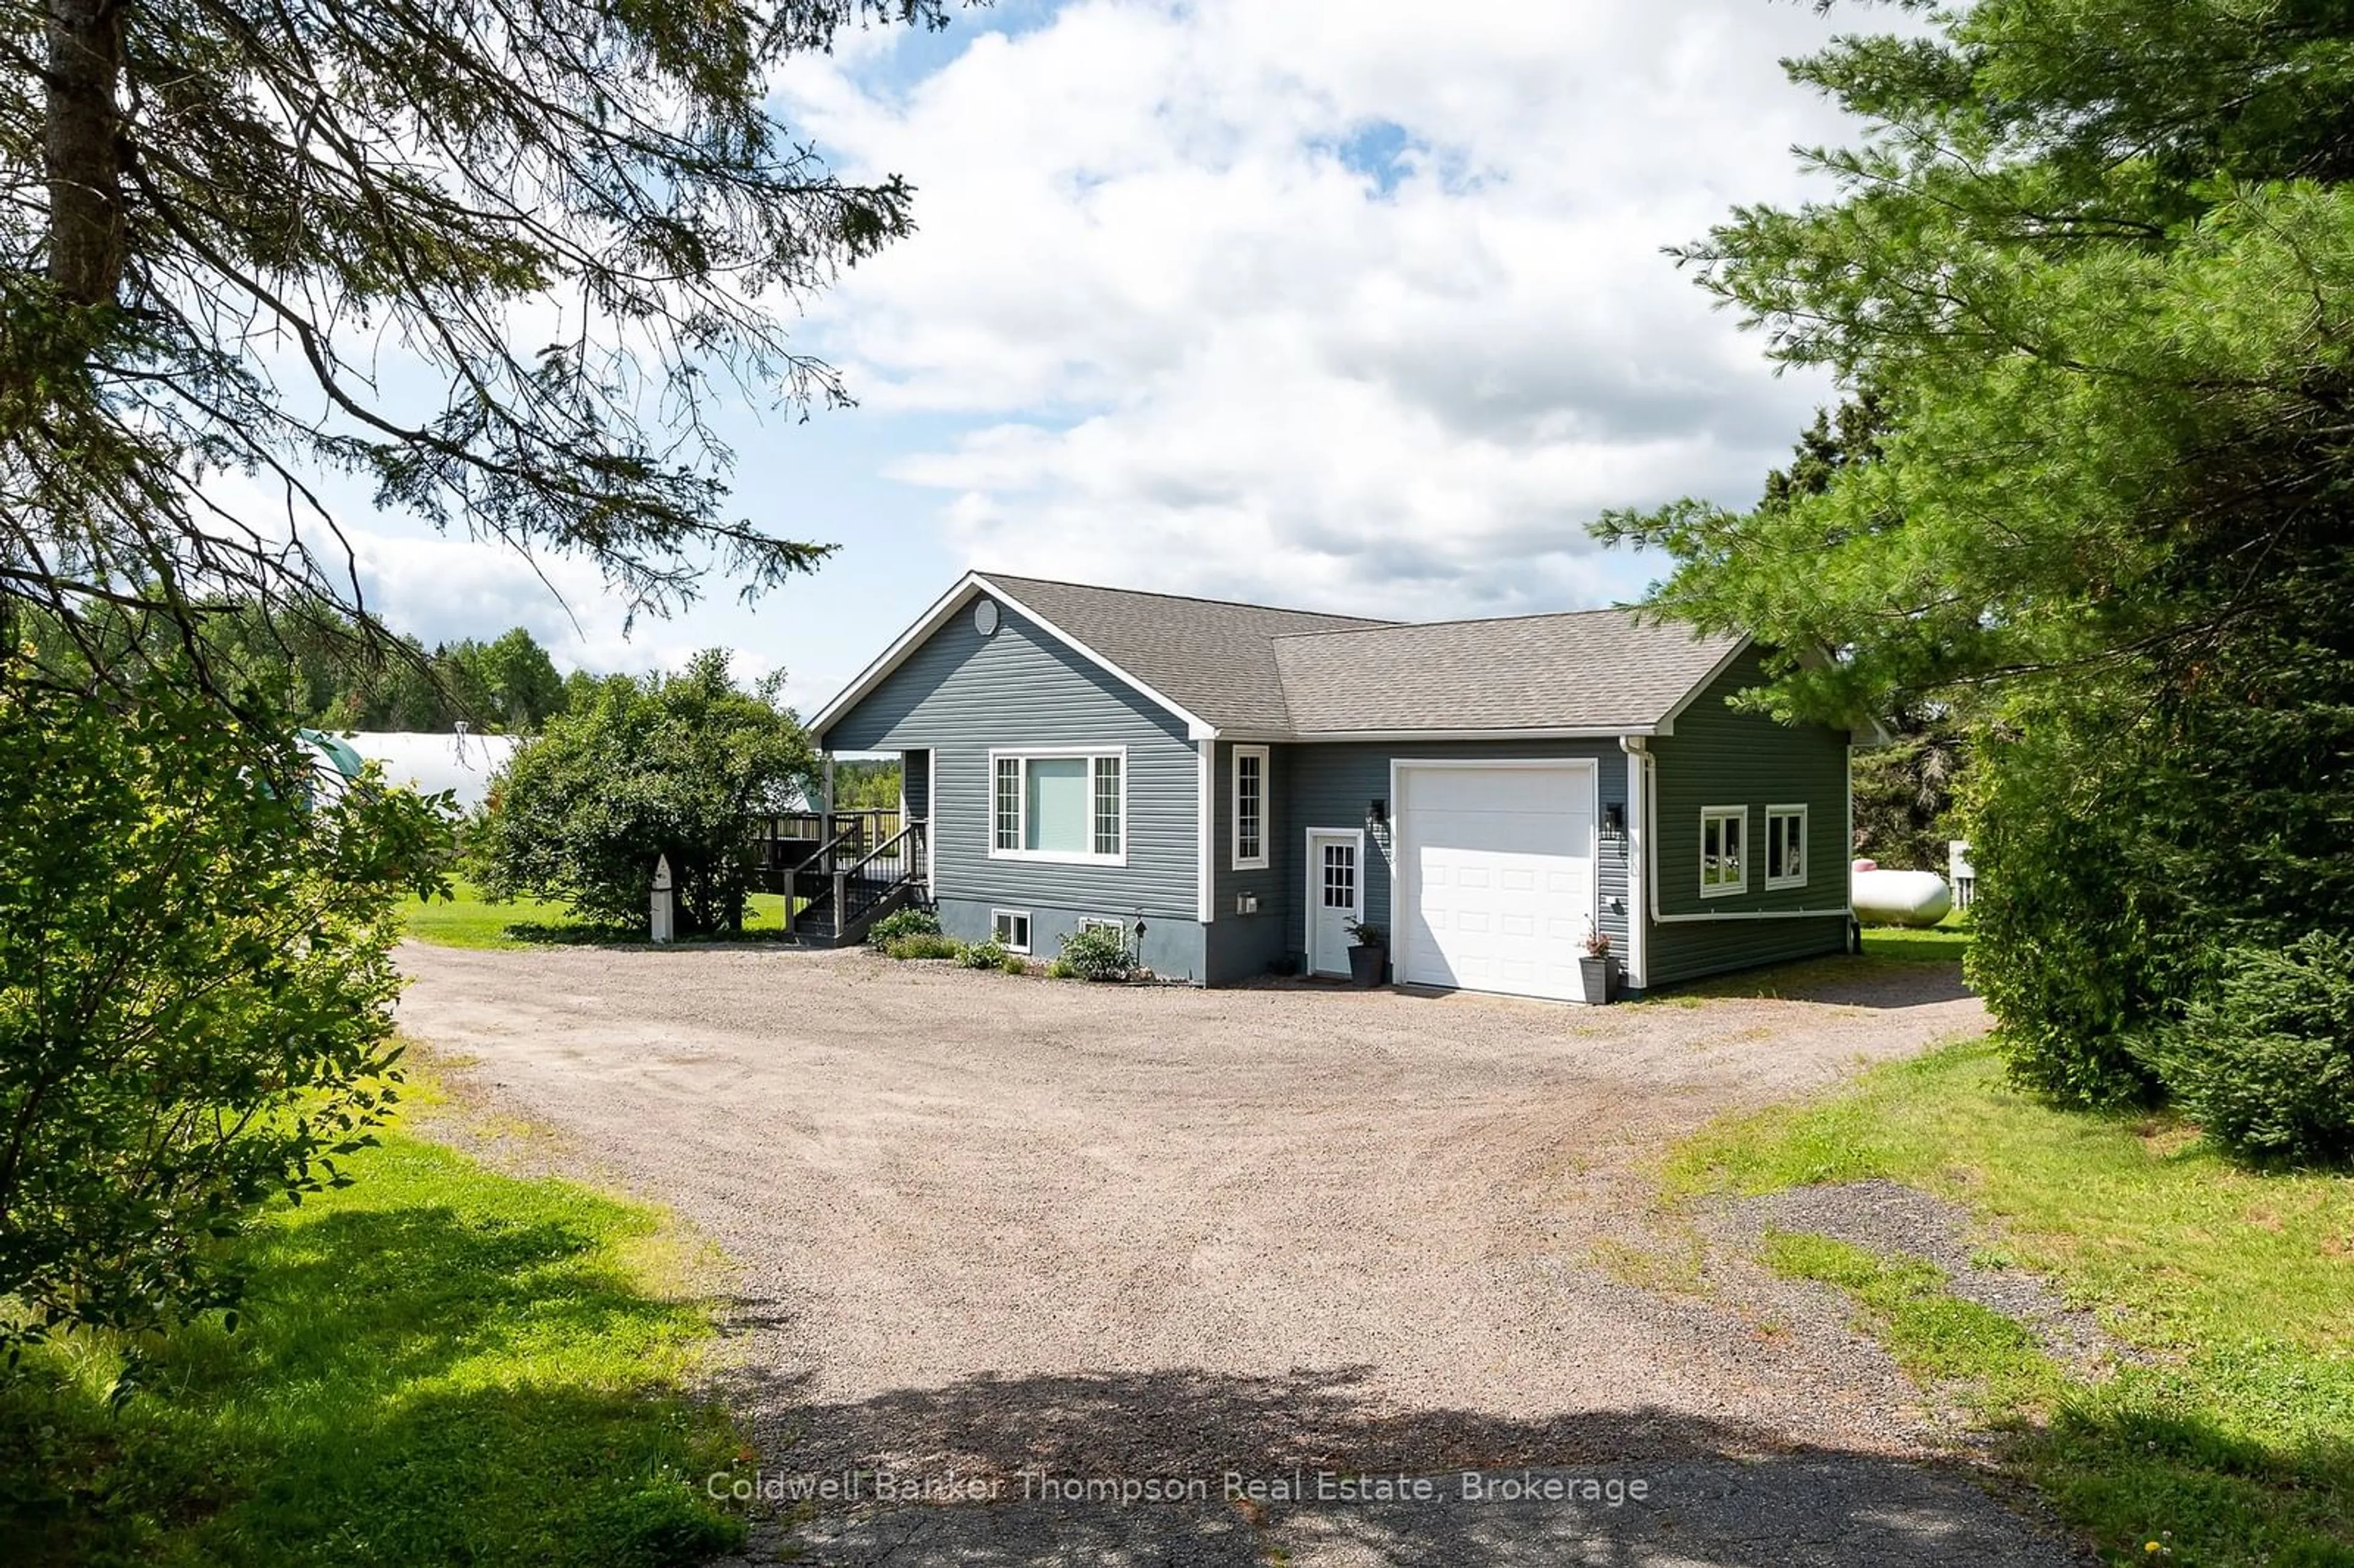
[1271,610,1743,734]
[978,573,1743,737]
[980,574,1393,734]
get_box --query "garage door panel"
[1400,764,1594,1002]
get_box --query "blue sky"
[299,0,1863,718]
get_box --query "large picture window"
[1232,745,1269,870]
[1765,805,1808,890]
[1700,806,1746,897]
[990,750,1126,862]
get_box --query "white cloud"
[195,468,731,677]
[771,0,1856,617]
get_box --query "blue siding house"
[810,573,1855,997]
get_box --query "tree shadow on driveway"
[707,1358,2088,1567]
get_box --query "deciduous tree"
[0,666,452,1349]
[476,651,812,934]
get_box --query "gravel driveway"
[395,945,2085,1567]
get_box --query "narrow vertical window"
[994,757,1021,852]
[1232,745,1268,869]
[1765,805,1808,889]
[1092,755,1122,856]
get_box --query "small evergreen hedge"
[2160,934,2354,1165]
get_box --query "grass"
[1756,1230,2060,1411]
[1669,1038,2354,1566]
[0,1073,748,1567]
[1859,907,1973,962]
[403,878,788,950]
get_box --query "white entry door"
[1396,761,1596,1002]
[1306,829,1363,976]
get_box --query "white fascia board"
[1651,634,1755,738]
[807,572,1222,747]
[972,576,1220,740]
[807,573,987,745]
[1275,726,1661,744]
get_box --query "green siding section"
[1645,649,1851,986]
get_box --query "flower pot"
[1347,942,1387,988]
[1576,954,1616,1005]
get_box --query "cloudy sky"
[323,0,1867,714]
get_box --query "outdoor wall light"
[1604,803,1626,835]
[1367,797,1387,829]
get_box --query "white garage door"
[1398,762,1596,1002]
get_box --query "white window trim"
[990,909,1032,953]
[1700,805,1748,898]
[1764,804,1809,891]
[1231,744,1270,870]
[986,746,1129,866]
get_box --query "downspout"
[1634,736,1851,926]
[1618,736,1648,990]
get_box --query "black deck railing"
[765,813,927,944]
[747,808,901,882]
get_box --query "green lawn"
[403,879,788,950]
[0,1078,749,1567]
[1668,1040,2354,1566]
[1858,907,1973,962]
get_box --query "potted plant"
[1577,924,1616,1005]
[1344,918,1388,988]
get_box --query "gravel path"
[395,943,2087,1567]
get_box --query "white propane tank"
[1851,867,1954,928]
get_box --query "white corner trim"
[1196,738,1215,924]
[1621,737,1647,990]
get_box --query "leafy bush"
[866,907,942,948]
[2157,935,2354,1164]
[0,667,454,1349]
[1054,924,1133,982]
[959,938,1008,970]
[885,934,962,961]
[474,650,812,936]
[998,950,1029,975]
